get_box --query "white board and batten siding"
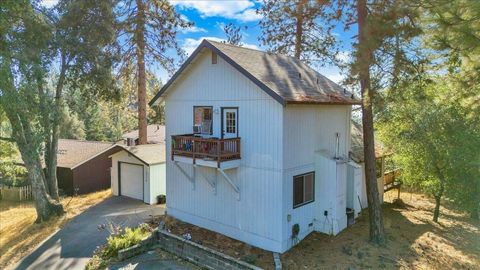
[110,150,166,205]
[281,105,352,251]
[164,49,285,252]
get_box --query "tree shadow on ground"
[13,196,163,270]
[281,193,480,269]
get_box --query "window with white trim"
[293,172,315,208]
[193,106,213,134]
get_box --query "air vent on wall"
[212,52,217,64]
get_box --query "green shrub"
[101,225,150,259]
[86,224,151,270]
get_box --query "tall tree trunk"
[38,81,52,194]
[433,195,441,222]
[6,110,64,222]
[433,177,445,223]
[45,56,67,201]
[294,0,306,59]
[22,146,64,222]
[470,206,479,220]
[135,0,148,145]
[357,0,386,245]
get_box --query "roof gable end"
[149,40,360,106]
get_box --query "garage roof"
[57,139,115,169]
[122,125,165,144]
[115,144,165,165]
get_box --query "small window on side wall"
[293,172,315,208]
[193,106,213,134]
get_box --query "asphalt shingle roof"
[209,40,359,104]
[57,139,114,168]
[122,125,165,144]
[115,143,165,165]
[350,121,386,162]
[150,39,360,106]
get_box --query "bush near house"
[86,224,152,270]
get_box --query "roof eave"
[285,100,362,105]
[149,40,286,107]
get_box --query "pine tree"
[0,0,117,222]
[115,0,191,144]
[223,23,247,46]
[257,0,337,65]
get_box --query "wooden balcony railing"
[171,135,241,167]
[384,168,401,192]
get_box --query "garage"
[119,163,144,200]
[110,144,166,205]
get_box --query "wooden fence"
[0,185,33,201]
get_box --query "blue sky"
[169,0,354,85]
[41,0,354,85]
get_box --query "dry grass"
[282,191,480,269]
[154,192,479,269]
[0,189,111,269]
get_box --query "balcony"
[171,135,241,169]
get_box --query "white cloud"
[170,0,261,22]
[40,0,58,8]
[232,8,262,22]
[336,51,351,63]
[183,37,259,55]
[180,26,208,34]
[317,66,345,84]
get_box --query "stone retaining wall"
[156,229,263,270]
[117,231,157,261]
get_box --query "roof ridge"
[206,39,289,58]
[207,40,336,78]
[59,138,114,145]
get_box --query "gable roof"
[111,143,166,165]
[57,139,115,169]
[350,120,387,162]
[122,125,165,144]
[149,39,360,106]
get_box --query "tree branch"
[0,136,15,142]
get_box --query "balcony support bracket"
[196,165,217,194]
[175,161,195,190]
[217,168,240,200]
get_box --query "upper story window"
[293,172,315,208]
[193,106,212,135]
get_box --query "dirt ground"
[156,191,479,269]
[153,215,275,269]
[0,189,112,269]
[282,191,480,269]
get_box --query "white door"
[222,108,238,139]
[120,163,143,201]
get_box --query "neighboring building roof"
[350,121,386,162]
[113,143,166,165]
[150,39,360,106]
[57,139,115,169]
[122,125,165,144]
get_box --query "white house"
[350,120,387,208]
[149,40,364,253]
[110,144,166,205]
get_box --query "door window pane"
[226,112,236,133]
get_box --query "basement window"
[193,106,213,134]
[293,172,315,208]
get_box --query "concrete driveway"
[13,196,165,270]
